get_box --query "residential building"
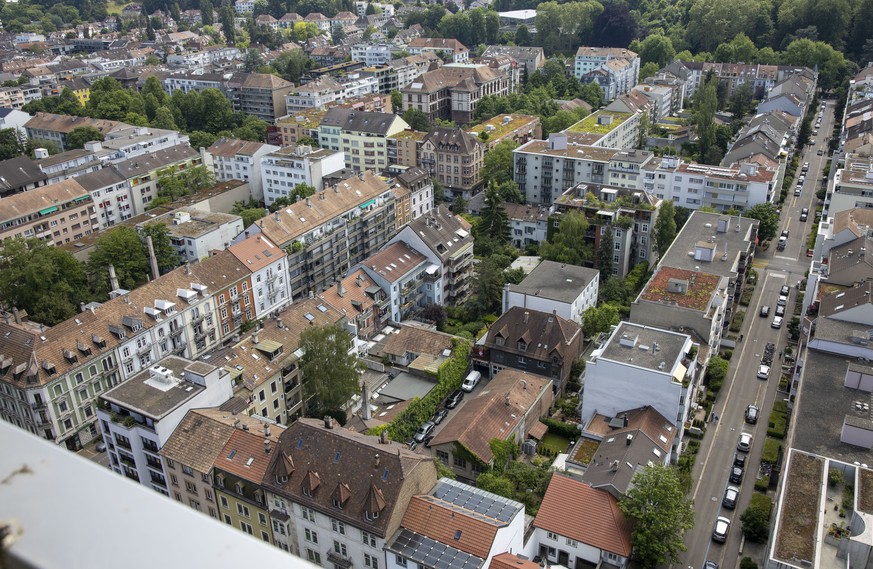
[261,417,438,560]
[162,72,226,96]
[97,356,233,493]
[387,205,474,305]
[465,114,542,151]
[581,322,698,456]
[319,269,389,341]
[303,12,330,30]
[102,126,190,162]
[419,128,484,201]
[160,408,276,520]
[206,138,280,203]
[475,307,582,391]
[74,166,135,227]
[235,0,255,14]
[275,109,326,146]
[360,52,441,94]
[354,1,393,16]
[504,202,548,249]
[386,479,525,569]
[550,182,661,275]
[827,154,873,216]
[573,47,639,102]
[36,145,113,185]
[406,38,469,63]
[527,474,632,569]
[401,65,510,125]
[0,108,32,139]
[212,422,285,543]
[429,370,553,481]
[113,144,202,214]
[502,260,599,326]
[228,234,293,319]
[814,208,873,263]
[354,241,430,322]
[242,171,396,300]
[386,130,424,169]
[562,110,642,149]
[225,73,294,122]
[0,178,97,245]
[351,44,394,67]
[135,207,242,264]
[0,155,47,198]
[673,61,813,100]
[318,108,409,173]
[481,45,545,77]
[394,167,433,222]
[378,324,457,368]
[285,76,344,112]
[260,144,345,207]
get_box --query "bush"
[754,475,770,492]
[741,493,772,542]
[829,468,845,487]
[722,349,733,361]
[761,437,780,464]
[540,417,579,439]
[740,557,758,569]
[767,400,788,439]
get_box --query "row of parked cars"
[411,371,482,445]
[712,432,755,543]
[761,284,790,328]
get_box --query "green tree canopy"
[0,128,25,160]
[539,211,591,266]
[478,182,511,245]
[0,238,91,325]
[693,80,718,162]
[87,227,150,297]
[66,126,104,149]
[653,201,678,257]
[619,464,695,568]
[582,303,621,338]
[743,203,780,242]
[402,108,431,131]
[740,493,772,542]
[300,323,364,415]
[482,139,517,186]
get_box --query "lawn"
[540,433,571,456]
[106,0,127,14]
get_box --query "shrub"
[741,493,772,541]
[829,468,845,487]
[740,557,758,569]
[761,437,780,464]
[754,476,770,492]
[540,417,579,439]
[722,349,733,361]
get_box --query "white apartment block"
[75,166,136,227]
[135,208,244,263]
[285,77,343,112]
[102,127,190,163]
[227,234,293,318]
[206,138,280,203]
[574,47,640,101]
[260,145,345,207]
[98,357,232,494]
[162,73,226,96]
[351,44,394,67]
[235,0,255,13]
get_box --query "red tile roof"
[215,423,286,484]
[401,495,500,559]
[228,234,283,273]
[534,474,632,556]
[490,553,540,569]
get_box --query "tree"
[220,5,236,44]
[539,211,590,266]
[599,276,629,304]
[87,227,150,296]
[243,48,265,72]
[402,108,431,131]
[639,62,659,81]
[479,182,510,245]
[740,493,772,542]
[300,323,364,415]
[589,2,637,48]
[482,140,516,185]
[514,24,531,46]
[151,106,178,130]
[582,303,620,338]
[232,199,267,227]
[727,82,754,118]
[66,126,104,149]
[0,128,25,160]
[619,464,695,568]
[390,90,402,111]
[0,238,91,326]
[633,34,675,67]
[740,558,759,569]
[743,203,780,242]
[141,223,181,272]
[331,23,346,44]
[653,201,677,257]
[497,180,524,204]
[673,205,692,231]
[475,471,515,497]
[200,0,214,25]
[597,229,614,280]
[693,80,718,161]
[466,257,504,317]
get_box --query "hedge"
[385,339,471,442]
[767,400,788,439]
[540,417,580,439]
[761,437,780,465]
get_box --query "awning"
[528,421,548,440]
[255,339,283,355]
[72,195,90,202]
[359,199,376,209]
[38,206,58,215]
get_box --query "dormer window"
[333,498,343,509]
[216,473,225,488]
[303,486,312,497]
[495,336,505,346]
[235,481,244,494]
[277,474,288,484]
[517,341,527,352]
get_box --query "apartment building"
[225,73,294,122]
[573,47,639,101]
[36,144,114,185]
[160,408,276,520]
[285,76,343,112]
[102,126,190,162]
[0,178,98,244]
[502,260,599,326]
[135,208,243,263]
[0,155,47,198]
[386,130,424,169]
[581,322,697,457]
[406,38,469,63]
[419,128,484,201]
[676,61,814,99]
[275,109,326,146]
[504,202,548,249]
[260,144,345,207]
[318,269,388,341]
[318,108,409,173]
[562,110,642,149]
[97,356,232,493]
[262,417,438,560]
[465,114,542,151]
[74,167,135,227]
[162,72,226,96]
[243,171,396,300]
[113,144,203,214]
[360,52,441,94]
[351,44,394,67]
[482,45,545,76]
[401,65,510,125]
[353,241,430,323]
[551,182,661,275]
[827,153,873,215]
[394,167,433,222]
[24,112,123,151]
[206,138,280,203]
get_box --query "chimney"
[12,307,21,325]
[264,423,270,437]
[233,419,241,428]
[306,196,311,207]
[274,211,280,221]
[264,439,271,453]
[277,318,284,329]
[358,171,365,181]
[623,413,628,427]
[80,302,86,313]
[337,281,346,297]
[523,311,529,324]
[146,236,160,281]
[109,264,119,291]
[504,394,510,406]
[379,430,389,444]
[362,383,371,420]
[324,415,333,429]
[626,434,633,446]
[373,453,380,468]
[184,262,190,275]
[242,424,249,431]
[253,331,259,344]
[245,230,250,239]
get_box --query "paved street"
[676,100,835,569]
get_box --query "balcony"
[327,552,353,568]
[190,313,205,325]
[142,440,159,454]
[30,401,46,410]
[136,343,151,355]
[169,326,183,337]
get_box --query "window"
[435,450,449,464]
[305,528,319,544]
[453,456,467,469]
[237,503,250,518]
[182,465,193,476]
[364,554,378,569]
[361,531,376,547]
[517,341,526,352]
[566,538,578,547]
[547,532,558,540]
[170,474,178,486]
[302,506,316,522]
[332,519,346,535]
[306,549,322,565]
[259,512,267,526]
[395,555,408,568]
[224,514,232,525]
[261,531,270,542]
[240,521,253,535]
[185,480,197,493]
[333,541,347,557]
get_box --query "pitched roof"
[407,37,468,54]
[216,423,286,484]
[318,268,379,321]
[206,137,270,157]
[361,241,428,284]
[381,325,456,358]
[819,281,873,319]
[262,418,438,538]
[228,234,281,273]
[0,178,89,222]
[404,66,502,95]
[429,369,551,463]
[490,553,540,569]
[24,112,122,135]
[400,495,500,559]
[534,474,632,556]
[229,72,292,90]
[114,144,199,177]
[832,208,873,239]
[484,306,582,362]
[159,408,275,473]
[404,205,473,261]
[0,155,47,192]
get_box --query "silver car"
[712,516,731,543]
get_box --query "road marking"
[753,260,769,269]
[774,256,796,261]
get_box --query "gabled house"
[528,474,632,569]
[319,269,389,341]
[428,369,553,482]
[354,241,430,323]
[476,307,582,392]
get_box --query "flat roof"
[507,260,598,303]
[102,356,206,419]
[639,266,723,312]
[598,322,688,373]
[658,211,757,278]
[374,371,436,404]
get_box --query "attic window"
[108,325,125,339]
[277,474,289,484]
[454,530,462,540]
[63,349,78,363]
[517,341,527,352]
[92,335,106,348]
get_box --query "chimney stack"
[12,307,21,325]
[264,423,270,437]
[264,439,271,453]
[523,311,529,324]
[373,454,380,468]
[337,281,345,297]
[504,394,510,406]
[362,383,371,420]
[109,264,119,291]
[146,236,160,281]
[623,413,628,427]
[277,318,284,329]
[253,331,260,344]
[380,430,389,444]
[324,415,333,429]
[80,302,86,313]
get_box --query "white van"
[461,370,481,392]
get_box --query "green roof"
[564,111,632,135]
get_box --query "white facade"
[103,127,190,162]
[209,143,280,202]
[574,48,639,102]
[351,44,394,67]
[259,146,345,207]
[502,278,598,326]
[163,74,225,96]
[136,208,244,263]
[235,0,255,13]
[0,108,31,139]
[97,359,232,494]
[341,74,379,100]
[526,526,628,569]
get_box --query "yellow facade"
[215,483,275,544]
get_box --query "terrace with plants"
[639,267,722,312]
[565,111,632,136]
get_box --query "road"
[678,100,835,569]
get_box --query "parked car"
[746,404,759,424]
[461,370,481,393]
[445,389,465,409]
[781,284,790,296]
[777,295,788,307]
[413,421,435,443]
[794,187,802,196]
[729,465,744,484]
[704,562,719,569]
[781,229,790,238]
[733,453,746,468]
[803,162,809,171]
[432,408,449,425]
[775,305,786,317]
[800,208,809,221]
[737,432,753,452]
[95,440,107,453]
[760,305,770,318]
[722,486,740,510]
[778,236,788,250]
[817,149,824,156]
[757,364,770,380]
[772,315,783,329]
[712,516,731,543]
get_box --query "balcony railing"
[30,401,46,410]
